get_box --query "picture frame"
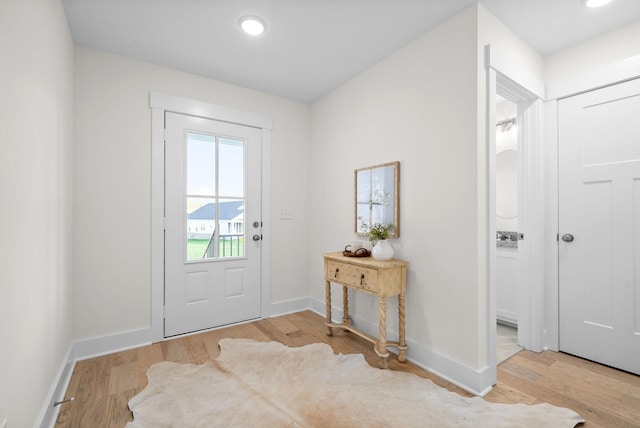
[354,161,399,237]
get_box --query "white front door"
[164,112,262,337]
[558,78,640,375]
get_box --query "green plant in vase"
[358,217,393,247]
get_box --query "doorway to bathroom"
[486,45,546,382]
[494,96,523,363]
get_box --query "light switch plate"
[279,207,293,220]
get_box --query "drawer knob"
[360,274,365,285]
[334,268,339,278]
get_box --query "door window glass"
[186,132,245,261]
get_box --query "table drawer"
[325,260,378,293]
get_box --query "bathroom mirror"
[496,149,518,231]
[354,161,399,237]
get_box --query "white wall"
[544,19,640,84]
[309,4,545,393]
[73,47,310,340]
[310,5,483,378]
[0,0,74,426]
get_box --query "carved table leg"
[325,279,333,336]
[376,296,389,369]
[342,286,350,325]
[398,291,407,363]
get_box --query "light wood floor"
[56,310,640,427]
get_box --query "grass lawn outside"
[187,238,245,260]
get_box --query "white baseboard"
[38,298,310,426]
[71,297,311,363]
[497,310,518,327]
[73,327,154,362]
[308,295,326,317]
[42,296,492,427]
[309,297,493,396]
[37,344,75,428]
[269,297,311,318]
[38,329,154,427]
[405,339,493,397]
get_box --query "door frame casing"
[149,92,273,342]
[543,56,640,351]
[485,45,545,386]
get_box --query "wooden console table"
[323,252,408,369]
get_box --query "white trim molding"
[37,296,304,427]
[36,344,75,428]
[541,55,640,352]
[149,92,273,342]
[308,298,492,396]
[546,54,640,100]
[485,44,546,378]
[72,328,154,361]
[41,293,494,428]
[269,298,311,317]
[486,67,498,385]
[518,99,545,353]
[486,45,545,100]
[150,107,165,341]
[542,99,560,352]
[149,92,273,130]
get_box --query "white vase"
[372,239,394,260]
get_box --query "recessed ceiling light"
[239,16,266,36]
[582,0,614,8]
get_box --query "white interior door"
[164,112,262,337]
[559,78,640,375]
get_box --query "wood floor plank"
[553,352,640,390]
[108,361,138,395]
[498,356,544,383]
[182,335,211,365]
[160,337,190,363]
[545,359,640,426]
[515,349,556,368]
[269,315,300,335]
[487,355,636,428]
[485,383,538,405]
[104,389,135,427]
[490,369,605,424]
[136,342,163,388]
[56,310,640,427]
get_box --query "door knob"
[561,234,574,242]
[252,234,262,241]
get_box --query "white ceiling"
[62,0,640,103]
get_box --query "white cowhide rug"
[127,338,584,427]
